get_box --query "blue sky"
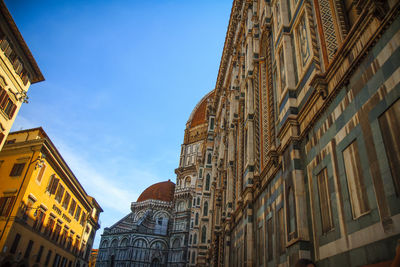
[5,0,231,248]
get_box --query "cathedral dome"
[137,180,175,202]
[187,90,215,128]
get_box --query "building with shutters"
[0,127,102,267]
[0,1,44,150]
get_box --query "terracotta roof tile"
[137,180,175,202]
[190,91,214,128]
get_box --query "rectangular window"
[36,245,44,263]
[24,240,34,259]
[53,223,61,242]
[4,99,13,115]
[0,196,15,216]
[44,250,52,266]
[343,140,369,218]
[317,168,334,233]
[0,91,17,119]
[55,184,65,203]
[36,164,46,183]
[10,163,25,177]
[0,38,9,51]
[75,205,81,221]
[80,212,86,226]
[9,233,21,254]
[378,99,400,196]
[44,216,55,237]
[62,192,71,210]
[209,117,215,130]
[47,175,59,195]
[191,251,196,264]
[60,228,68,246]
[277,208,285,255]
[279,48,286,93]
[52,253,60,267]
[33,209,46,232]
[267,218,273,261]
[257,225,264,265]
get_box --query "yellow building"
[88,249,97,267]
[0,2,44,150]
[0,127,102,267]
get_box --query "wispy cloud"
[54,139,144,214]
[11,115,38,132]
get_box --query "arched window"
[288,187,295,233]
[193,233,197,244]
[191,251,196,264]
[203,201,208,216]
[201,226,207,243]
[133,239,147,262]
[133,239,147,248]
[177,201,185,212]
[185,177,191,187]
[195,213,199,225]
[205,174,210,190]
[151,258,161,267]
[111,239,118,247]
[197,197,200,206]
[189,234,192,244]
[172,238,180,248]
[100,240,109,248]
[120,238,128,246]
[207,153,212,164]
[151,241,166,250]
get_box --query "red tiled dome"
[137,180,175,202]
[188,91,214,128]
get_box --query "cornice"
[214,0,246,106]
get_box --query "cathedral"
[97,0,400,266]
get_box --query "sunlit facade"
[99,0,400,266]
[0,128,102,267]
[0,2,44,150]
[201,0,400,266]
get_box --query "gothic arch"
[184,176,192,187]
[260,30,269,58]
[152,210,171,220]
[132,238,149,248]
[172,237,181,248]
[100,240,109,248]
[120,237,129,247]
[149,239,168,250]
[135,210,146,221]
[110,239,118,247]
